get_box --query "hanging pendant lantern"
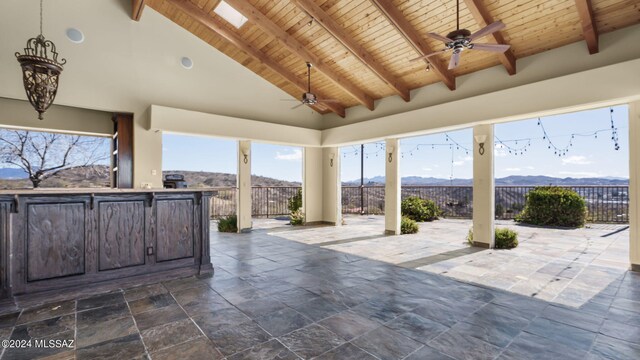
[15,0,66,120]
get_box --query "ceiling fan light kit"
[282,62,339,111]
[412,0,510,70]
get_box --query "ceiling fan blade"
[291,103,305,110]
[318,99,340,103]
[410,49,448,62]
[427,32,453,43]
[448,51,461,70]
[281,99,300,102]
[470,43,511,53]
[468,21,506,41]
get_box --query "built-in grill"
[163,174,187,189]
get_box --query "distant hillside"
[162,171,300,188]
[0,165,110,189]
[343,175,629,186]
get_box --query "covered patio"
[1,0,640,359]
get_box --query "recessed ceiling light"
[65,28,84,44]
[181,57,193,70]
[214,1,248,29]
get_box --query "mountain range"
[343,175,628,186]
[0,167,628,189]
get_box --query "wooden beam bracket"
[132,0,146,21]
[575,0,599,54]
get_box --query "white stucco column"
[237,140,252,232]
[629,101,640,271]
[303,147,323,224]
[322,147,341,225]
[472,124,495,248]
[385,139,401,235]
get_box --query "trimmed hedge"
[495,228,518,249]
[466,227,518,249]
[401,216,419,234]
[217,215,238,233]
[516,186,587,227]
[401,196,441,222]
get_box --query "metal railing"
[252,186,300,218]
[211,185,629,223]
[341,185,629,223]
[210,188,237,219]
[210,186,301,219]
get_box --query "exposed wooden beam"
[292,0,410,102]
[370,0,455,91]
[223,0,375,111]
[166,0,345,117]
[575,0,599,54]
[132,0,146,21]
[463,0,517,75]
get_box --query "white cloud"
[453,155,473,166]
[505,167,521,172]
[558,171,601,178]
[561,155,591,165]
[422,167,432,171]
[275,149,302,161]
[526,166,535,170]
[494,144,507,157]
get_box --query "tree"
[0,129,110,188]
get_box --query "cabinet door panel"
[156,199,194,262]
[99,201,145,271]
[27,203,85,281]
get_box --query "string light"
[343,108,622,160]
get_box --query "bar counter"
[0,189,214,301]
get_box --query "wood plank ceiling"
[139,0,640,117]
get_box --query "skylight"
[214,1,248,29]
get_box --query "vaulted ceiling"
[137,0,640,117]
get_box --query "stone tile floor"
[272,216,630,307]
[0,220,637,359]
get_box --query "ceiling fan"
[282,62,339,110]
[412,0,511,70]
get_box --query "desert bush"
[290,209,304,226]
[217,215,238,233]
[516,186,587,227]
[288,188,302,213]
[466,227,518,249]
[401,216,419,234]
[401,196,441,222]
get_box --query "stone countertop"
[0,187,234,196]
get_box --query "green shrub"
[515,186,587,227]
[466,227,518,249]
[290,209,304,226]
[288,188,302,213]
[401,196,441,222]
[401,216,419,234]
[217,215,238,233]
[494,228,518,249]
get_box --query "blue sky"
[163,105,629,182]
[163,136,302,182]
[341,105,629,182]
